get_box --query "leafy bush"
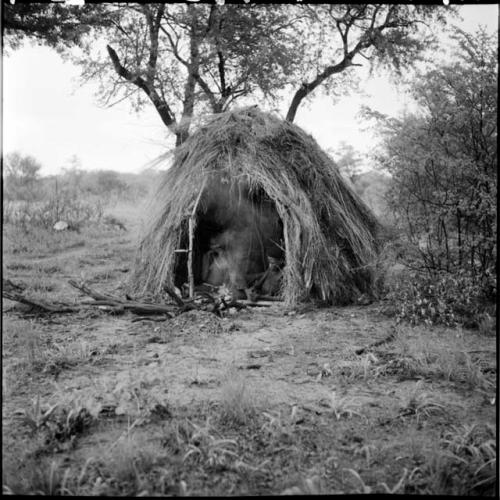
[372,28,497,317]
[3,151,43,201]
[81,170,129,197]
[3,194,103,231]
[386,269,495,328]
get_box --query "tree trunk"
[176,72,196,146]
[285,58,354,123]
[107,45,178,138]
[456,207,462,266]
[286,85,308,123]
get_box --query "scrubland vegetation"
[2,151,496,495]
[2,4,497,497]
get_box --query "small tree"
[3,151,43,201]
[93,170,128,196]
[333,141,363,184]
[72,4,302,145]
[60,155,85,195]
[2,2,113,51]
[284,4,451,122]
[4,3,452,144]
[373,27,497,321]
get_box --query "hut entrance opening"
[174,182,284,299]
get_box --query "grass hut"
[132,107,380,305]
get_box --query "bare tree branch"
[144,3,165,86]
[106,44,178,134]
[160,23,188,66]
[286,5,417,122]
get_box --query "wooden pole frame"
[188,179,206,299]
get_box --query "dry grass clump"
[398,381,449,424]
[92,434,161,495]
[3,321,98,388]
[3,223,85,257]
[389,328,493,389]
[2,455,69,495]
[132,107,379,305]
[415,423,497,495]
[219,369,259,426]
[2,436,162,496]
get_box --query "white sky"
[2,4,498,176]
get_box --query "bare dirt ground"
[2,203,497,496]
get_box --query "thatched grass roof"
[131,106,380,305]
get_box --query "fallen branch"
[69,280,175,317]
[4,277,266,321]
[2,290,78,314]
[131,315,170,323]
[69,280,254,317]
[163,284,185,307]
[253,295,283,302]
[238,299,283,307]
[3,278,26,294]
[355,327,398,355]
[68,280,122,303]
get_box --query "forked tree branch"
[285,5,412,123]
[106,44,178,136]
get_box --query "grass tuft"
[219,369,259,426]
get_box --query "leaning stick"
[188,218,195,299]
[188,180,206,299]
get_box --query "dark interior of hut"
[174,183,284,299]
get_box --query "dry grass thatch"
[131,106,380,305]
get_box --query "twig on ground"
[3,278,26,294]
[2,283,78,314]
[237,300,280,307]
[355,326,398,355]
[131,315,170,323]
[4,277,274,320]
[69,280,175,317]
[163,284,185,307]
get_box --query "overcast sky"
[2,4,498,176]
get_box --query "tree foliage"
[3,151,43,201]
[284,4,451,121]
[3,2,451,144]
[2,1,113,51]
[375,27,497,301]
[333,141,363,183]
[72,3,302,145]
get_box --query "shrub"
[3,151,42,202]
[3,191,104,231]
[386,269,495,328]
[372,28,497,320]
